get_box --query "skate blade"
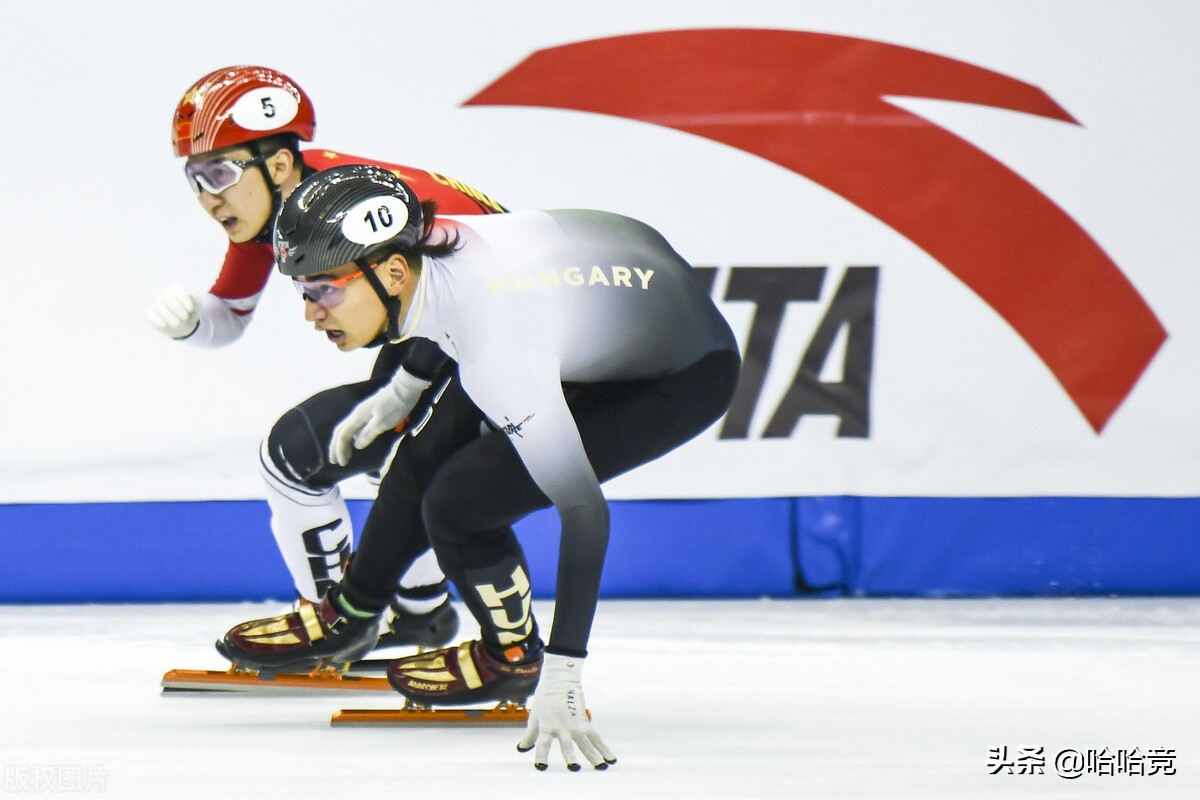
[330,702,530,727]
[160,667,392,694]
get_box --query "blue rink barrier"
[796,496,1200,595]
[1,497,1197,602]
[0,499,795,603]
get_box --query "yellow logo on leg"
[474,566,533,646]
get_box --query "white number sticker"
[341,195,410,246]
[229,88,299,131]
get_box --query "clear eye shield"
[292,265,378,308]
[183,156,265,195]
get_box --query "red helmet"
[172,66,316,158]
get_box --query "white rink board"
[1,2,1197,502]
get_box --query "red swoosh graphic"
[464,29,1166,432]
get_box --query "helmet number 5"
[261,97,276,118]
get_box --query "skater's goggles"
[183,156,265,196]
[292,265,378,308]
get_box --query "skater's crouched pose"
[149,66,506,651]
[217,165,741,770]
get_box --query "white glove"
[517,654,617,771]
[147,284,201,339]
[329,368,431,466]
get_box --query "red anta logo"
[465,28,1166,433]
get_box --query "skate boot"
[376,598,460,650]
[387,639,543,707]
[215,588,381,675]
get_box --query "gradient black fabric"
[345,349,740,653]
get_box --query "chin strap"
[357,256,404,342]
[251,145,314,244]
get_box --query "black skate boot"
[215,588,381,675]
[376,598,460,650]
[388,639,543,707]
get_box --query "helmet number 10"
[341,195,410,246]
[364,207,394,233]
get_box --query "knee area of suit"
[420,484,473,547]
[264,406,328,485]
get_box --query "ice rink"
[2,597,1197,799]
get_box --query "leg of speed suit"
[259,381,404,601]
[423,349,741,655]
[341,372,534,645]
[257,341,422,601]
[257,348,454,610]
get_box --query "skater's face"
[298,262,389,351]
[184,144,298,243]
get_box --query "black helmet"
[274,164,423,277]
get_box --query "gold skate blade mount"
[160,666,393,694]
[331,701,530,727]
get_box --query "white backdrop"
[2,1,1197,502]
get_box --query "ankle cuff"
[335,582,390,617]
[332,590,380,619]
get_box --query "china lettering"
[428,171,505,213]
[988,746,1177,778]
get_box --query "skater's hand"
[147,284,200,339]
[330,368,430,466]
[517,654,616,771]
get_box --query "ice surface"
[1,597,1197,799]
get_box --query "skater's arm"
[147,240,271,348]
[464,351,617,771]
[463,351,609,657]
